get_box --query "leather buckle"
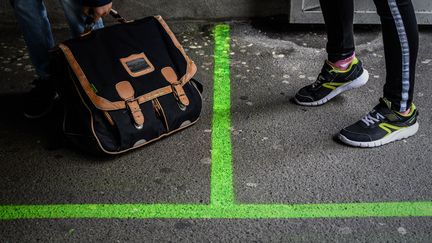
[171,85,187,111]
[125,98,144,129]
[161,67,190,110]
[116,81,145,130]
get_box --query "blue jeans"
[10,0,104,79]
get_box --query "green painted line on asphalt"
[1,24,432,220]
[211,24,235,207]
[1,202,432,220]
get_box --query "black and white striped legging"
[319,0,419,112]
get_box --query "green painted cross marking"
[1,24,431,220]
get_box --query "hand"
[83,2,113,22]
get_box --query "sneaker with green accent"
[338,98,419,148]
[294,57,369,106]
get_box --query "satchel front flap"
[115,81,135,100]
[59,16,197,112]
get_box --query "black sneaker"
[23,78,59,119]
[338,98,419,148]
[295,57,369,106]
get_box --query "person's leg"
[10,0,55,80]
[294,0,369,106]
[338,0,419,147]
[58,0,104,38]
[10,0,60,118]
[373,0,418,113]
[319,0,355,62]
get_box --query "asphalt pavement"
[0,19,431,242]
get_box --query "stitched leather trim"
[120,52,155,77]
[59,44,177,111]
[155,16,197,85]
[136,86,172,104]
[127,99,145,127]
[69,68,199,154]
[115,81,145,127]
[59,16,196,112]
[59,44,125,111]
[161,67,190,106]
[154,98,170,131]
[103,111,115,126]
[115,80,135,100]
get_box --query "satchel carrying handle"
[81,9,129,36]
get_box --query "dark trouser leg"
[9,0,55,79]
[58,0,104,38]
[319,0,355,62]
[373,0,418,112]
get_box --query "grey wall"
[1,0,290,25]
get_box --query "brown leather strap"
[115,81,144,128]
[136,86,173,104]
[60,16,197,112]
[116,81,135,100]
[61,43,189,111]
[60,44,126,111]
[127,100,144,128]
[161,67,190,106]
[155,16,197,85]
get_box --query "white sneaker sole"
[338,122,419,148]
[295,69,369,106]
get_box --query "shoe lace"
[312,74,326,88]
[361,111,385,126]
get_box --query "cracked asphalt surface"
[0,19,431,242]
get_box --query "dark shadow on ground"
[0,93,120,161]
[0,93,63,151]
